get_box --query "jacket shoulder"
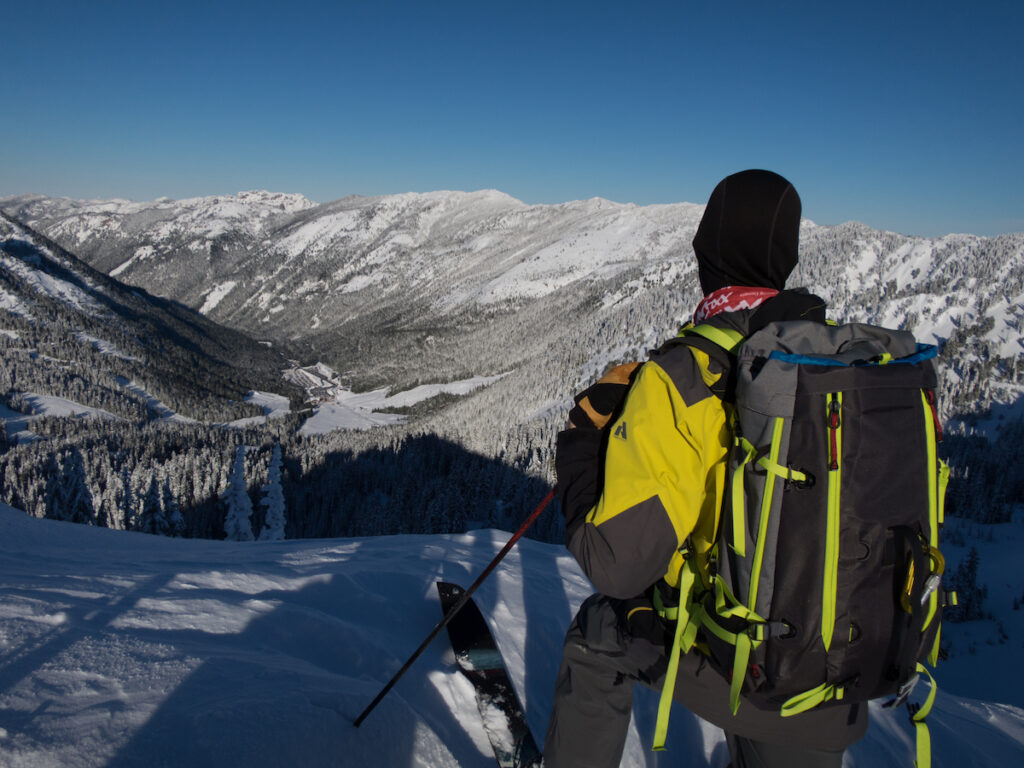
[647,338,725,407]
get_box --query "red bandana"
[693,286,779,323]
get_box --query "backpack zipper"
[823,393,843,651]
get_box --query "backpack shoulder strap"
[657,323,744,401]
[682,324,745,353]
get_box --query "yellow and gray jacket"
[556,292,826,600]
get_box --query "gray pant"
[543,594,865,768]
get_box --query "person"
[543,170,868,768]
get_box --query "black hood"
[692,169,801,294]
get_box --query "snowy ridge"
[0,503,1021,767]
[0,189,705,331]
[0,210,299,425]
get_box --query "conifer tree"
[44,448,94,524]
[163,476,186,537]
[222,446,254,541]
[137,473,167,535]
[258,443,286,541]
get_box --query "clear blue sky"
[2,0,1021,237]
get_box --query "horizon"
[4,186,1017,241]
[1,1,1021,239]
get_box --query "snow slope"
[298,375,508,435]
[1,504,1022,767]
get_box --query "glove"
[568,362,641,430]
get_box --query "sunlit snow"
[298,375,507,435]
[0,504,1021,767]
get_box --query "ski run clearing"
[0,372,506,441]
[1,503,1023,767]
[298,375,507,435]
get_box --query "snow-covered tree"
[44,448,94,524]
[137,473,166,535]
[222,446,254,541]
[258,443,286,541]
[163,475,186,537]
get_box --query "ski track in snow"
[0,504,1021,767]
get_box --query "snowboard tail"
[437,581,542,768]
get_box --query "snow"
[0,286,32,317]
[277,210,362,260]
[0,393,121,441]
[473,204,695,305]
[935,512,1024,708]
[1,252,102,315]
[983,293,1024,358]
[298,400,407,433]
[110,246,155,278]
[74,332,139,361]
[0,503,1021,767]
[298,375,507,435]
[225,391,292,429]
[113,377,197,423]
[199,281,238,314]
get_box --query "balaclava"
[692,170,801,295]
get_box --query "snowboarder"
[544,170,867,767]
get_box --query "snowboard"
[436,581,542,768]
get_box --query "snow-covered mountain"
[2,502,1022,768]
[2,188,1021,532]
[0,210,299,423]
[4,191,1021,420]
[0,190,701,328]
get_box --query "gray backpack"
[654,321,954,768]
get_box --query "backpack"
[652,319,956,768]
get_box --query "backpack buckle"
[884,673,920,709]
[789,468,815,490]
[920,574,942,605]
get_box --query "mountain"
[4,192,1021,419]
[0,209,301,423]
[1,502,1021,767]
[0,191,706,392]
[3,189,1022,529]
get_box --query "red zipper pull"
[828,397,841,470]
[924,389,943,442]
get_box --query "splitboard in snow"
[437,581,542,768]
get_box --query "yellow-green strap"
[938,459,950,526]
[729,632,753,715]
[929,624,942,668]
[780,682,845,716]
[731,441,756,557]
[713,574,765,623]
[748,417,786,611]
[699,615,740,645]
[920,392,940,549]
[737,436,808,484]
[684,324,745,352]
[653,562,701,751]
[912,664,938,768]
[652,587,678,621]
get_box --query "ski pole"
[353,487,556,727]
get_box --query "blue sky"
[2,0,1021,236]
